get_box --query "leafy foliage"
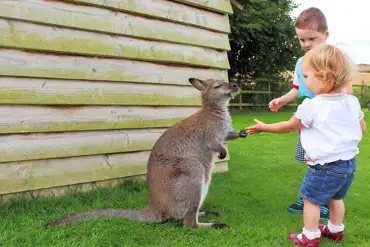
[228,0,304,90]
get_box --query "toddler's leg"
[303,199,321,232]
[329,199,345,226]
[318,158,356,243]
[288,199,321,246]
[288,163,332,246]
[318,200,345,242]
[288,197,330,221]
[289,133,330,219]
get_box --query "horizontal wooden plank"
[0,160,228,199]
[0,150,229,195]
[0,0,230,50]
[0,19,230,69]
[67,0,231,33]
[0,78,202,106]
[0,105,200,134]
[174,0,233,14]
[0,128,230,163]
[0,49,228,85]
[0,173,146,201]
[0,129,165,163]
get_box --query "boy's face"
[296,28,329,52]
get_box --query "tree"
[228,0,304,91]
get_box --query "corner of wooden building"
[0,0,235,202]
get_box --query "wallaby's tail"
[44,208,160,228]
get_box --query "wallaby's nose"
[230,83,240,91]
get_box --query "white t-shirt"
[294,93,364,166]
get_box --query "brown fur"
[44,78,243,229]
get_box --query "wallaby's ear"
[189,78,207,91]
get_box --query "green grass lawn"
[1,110,369,247]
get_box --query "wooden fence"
[353,81,370,107]
[229,81,370,110]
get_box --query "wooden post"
[268,80,271,105]
[361,80,365,105]
[363,81,368,104]
[239,92,243,111]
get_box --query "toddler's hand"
[246,119,267,135]
[269,97,283,112]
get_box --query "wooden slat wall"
[66,0,232,33]
[0,0,231,50]
[0,0,234,197]
[0,19,230,69]
[174,0,233,14]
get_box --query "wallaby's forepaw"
[218,149,227,160]
[212,223,229,229]
[239,130,248,138]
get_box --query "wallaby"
[44,78,247,229]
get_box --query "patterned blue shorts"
[295,132,306,163]
[299,158,357,205]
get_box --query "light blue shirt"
[295,57,316,99]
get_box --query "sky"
[291,0,370,64]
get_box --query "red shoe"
[288,233,320,247]
[319,224,344,242]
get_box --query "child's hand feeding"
[246,119,267,134]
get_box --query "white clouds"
[291,0,370,64]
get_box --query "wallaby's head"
[189,78,240,108]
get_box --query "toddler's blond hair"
[302,44,353,93]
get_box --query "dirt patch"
[358,64,370,72]
[352,72,370,85]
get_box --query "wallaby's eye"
[214,85,222,89]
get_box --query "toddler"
[247,44,366,246]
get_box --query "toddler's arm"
[246,115,303,134]
[360,119,366,134]
[280,88,299,104]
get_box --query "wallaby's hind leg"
[198,179,222,217]
[198,210,222,217]
[171,170,228,229]
[184,211,228,229]
[183,208,198,229]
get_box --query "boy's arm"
[280,67,300,104]
[278,88,299,105]
[269,88,298,112]
[269,69,299,111]
[249,98,313,135]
